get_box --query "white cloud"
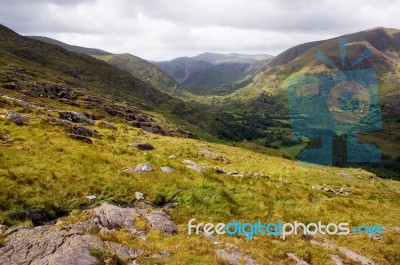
[0,0,399,60]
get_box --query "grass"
[0,96,400,264]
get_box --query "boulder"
[129,142,155,150]
[68,134,93,144]
[183,160,205,173]
[200,150,231,164]
[124,163,153,173]
[6,111,29,125]
[58,110,96,125]
[75,126,100,138]
[216,244,257,265]
[160,166,173,173]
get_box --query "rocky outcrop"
[0,202,177,264]
[124,163,153,173]
[129,142,155,150]
[6,111,29,125]
[68,134,93,144]
[69,202,177,238]
[183,160,205,173]
[199,150,231,164]
[216,243,257,265]
[1,96,38,110]
[57,110,96,125]
[46,117,100,139]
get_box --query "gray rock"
[286,253,310,265]
[75,126,100,138]
[6,111,29,125]
[70,202,177,236]
[329,254,344,265]
[183,160,205,173]
[58,110,96,125]
[216,244,257,265]
[68,134,93,144]
[168,155,176,159]
[100,120,117,130]
[141,211,178,234]
[46,117,74,129]
[1,96,38,110]
[0,227,105,265]
[135,192,144,201]
[200,150,231,164]
[151,251,170,259]
[160,166,173,173]
[124,163,153,173]
[86,195,97,202]
[129,142,155,150]
[105,241,144,261]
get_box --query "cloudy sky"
[1,0,399,61]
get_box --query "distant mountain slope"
[155,53,272,95]
[191,52,273,64]
[94,53,199,100]
[28,36,112,56]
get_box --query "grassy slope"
[0,90,399,264]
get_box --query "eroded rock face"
[6,111,29,125]
[0,227,105,265]
[69,202,178,238]
[0,202,177,265]
[216,244,257,265]
[58,110,96,125]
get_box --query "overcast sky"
[1,0,399,61]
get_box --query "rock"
[124,163,153,173]
[286,253,310,265]
[141,211,178,234]
[312,185,323,190]
[8,209,48,226]
[100,120,117,130]
[46,117,74,129]
[70,202,177,237]
[329,254,344,265]
[135,192,144,201]
[151,251,170,259]
[59,98,79,107]
[160,166,173,173]
[58,110,96,125]
[86,195,97,202]
[1,96,37,110]
[215,167,228,174]
[216,244,257,265]
[168,155,176,159]
[129,142,155,150]
[105,241,144,261]
[0,227,105,265]
[162,202,178,209]
[183,160,205,173]
[68,134,93,144]
[312,238,375,265]
[200,150,231,164]
[6,111,29,125]
[338,172,354,179]
[75,126,101,138]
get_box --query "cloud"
[0,0,399,60]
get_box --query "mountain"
[190,52,273,64]
[28,36,112,56]
[155,53,272,95]
[93,53,200,100]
